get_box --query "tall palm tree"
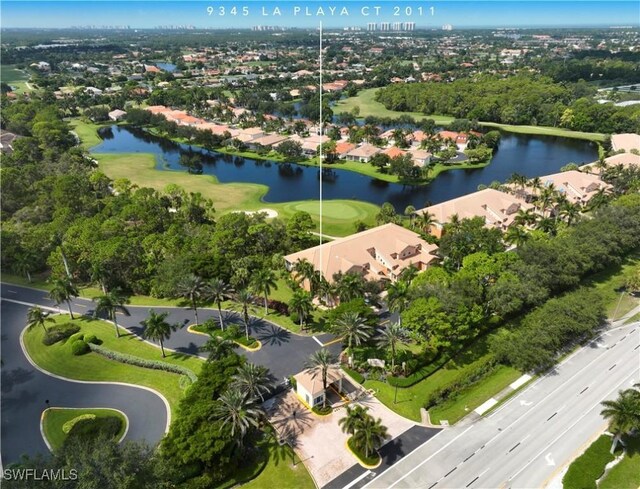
[212,388,264,448]
[536,217,558,236]
[208,278,233,331]
[338,405,368,436]
[332,312,373,354]
[292,259,319,296]
[559,202,582,226]
[589,187,612,210]
[27,307,54,334]
[514,208,537,227]
[416,211,436,235]
[305,349,337,408]
[352,415,389,458]
[251,268,278,315]
[200,336,237,362]
[176,274,208,327]
[386,280,411,316]
[376,322,409,371]
[504,226,529,248]
[140,310,180,358]
[232,363,273,402]
[335,273,366,304]
[288,288,314,330]
[601,388,640,453]
[404,205,416,226]
[49,277,79,320]
[93,291,130,338]
[234,289,254,341]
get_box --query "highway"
[363,317,640,489]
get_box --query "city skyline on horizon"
[1,1,639,29]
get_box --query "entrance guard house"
[294,367,344,408]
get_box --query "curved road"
[1,300,168,465]
[1,282,342,465]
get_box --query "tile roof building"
[611,133,640,153]
[284,223,439,284]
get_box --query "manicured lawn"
[334,88,606,142]
[600,434,640,489]
[1,65,30,94]
[333,88,455,125]
[584,250,640,319]
[23,315,203,414]
[563,434,617,489]
[365,336,508,422]
[42,407,127,451]
[624,312,640,324]
[427,365,521,423]
[68,119,112,149]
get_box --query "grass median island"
[563,434,617,489]
[23,315,204,415]
[347,436,381,467]
[42,408,127,452]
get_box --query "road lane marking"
[608,363,616,370]
[579,386,589,394]
[5,289,17,294]
[385,425,474,489]
[507,368,640,483]
[546,412,557,421]
[312,336,324,347]
[342,470,373,489]
[465,476,479,487]
[463,452,475,462]
[508,442,520,453]
[427,483,438,489]
[444,467,457,478]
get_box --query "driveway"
[0,300,168,465]
[268,387,416,488]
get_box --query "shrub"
[42,323,81,346]
[62,414,96,434]
[88,343,198,382]
[66,416,123,445]
[288,376,297,390]
[71,339,90,356]
[425,356,498,409]
[347,436,380,466]
[267,299,289,315]
[343,367,365,384]
[289,312,299,324]
[68,332,85,343]
[312,405,332,416]
[84,334,100,345]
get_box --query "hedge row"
[342,367,365,385]
[66,416,123,446]
[425,356,499,409]
[88,343,198,382]
[62,414,96,434]
[562,435,615,489]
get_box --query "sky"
[1,1,639,29]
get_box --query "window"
[314,395,324,406]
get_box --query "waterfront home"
[335,141,357,159]
[236,127,265,142]
[345,143,381,163]
[611,133,640,153]
[284,223,439,286]
[415,188,534,238]
[383,146,407,159]
[519,170,612,206]
[581,153,640,174]
[248,133,288,149]
[108,109,127,121]
[407,148,432,167]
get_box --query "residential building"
[284,223,439,285]
[415,188,534,237]
[522,170,612,206]
[345,143,381,162]
[108,109,127,121]
[611,133,640,153]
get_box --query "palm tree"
[251,268,278,315]
[386,280,411,316]
[11,253,33,283]
[234,289,254,341]
[352,415,389,458]
[213,388,264,448]
[514,208,537,227]
[504,226,529,248]
[176,274,208,327]
[288,288,314,330]
[27,307,54,334]
[93,291,130,338]
[49,277,79,320]
[338,405,368,436]
[559,202,582,226]
[601,388,640,453]
[536,217,558,236]
[305,349,337,408]
[140,310,180,358]
[416,211,435,234]
[335,273,366,304]
[208,278,233,331]
[292,259,319,296]
[404,205,416,226]
[232,363,273,402]
[332,312,373,353]
[200,336,237,362]
[376,322,409,371]
[589,187,612,210]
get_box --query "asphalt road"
[1,300,168,465]
[362,318,640,489]
[0,282,342,465]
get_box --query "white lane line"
[342,470,373,489]
[5,289,18,294]
[387,425,474,489]
[312,336,324,347]
[1,298,62,313]
[507,367,640,483]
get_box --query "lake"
[93,125,598,210]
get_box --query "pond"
[155,62,177,72]
[93,125,598,211]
